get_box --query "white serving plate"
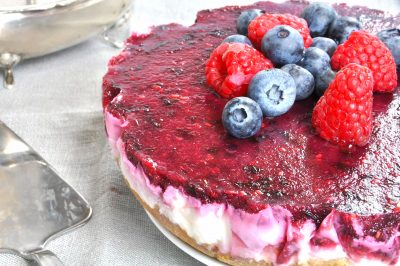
[145,211,225,266]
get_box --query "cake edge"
[118,156,352,266]
[105,107,400,265]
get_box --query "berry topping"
[331,30,398,93]
[281,64,315,101]
[300,2,337,37]
[222,97,263,138]
[298,47,331,77]
[236,9,264,36]
[312,63,374,147]
[261,25,304,67]
[311,37,338,57]
[248,69,296,117]
[222,34,253,46]
[248,13,312,49]
[205,42,273,99]
[328,16,362,44]
[377,28,400,71]
[315,68,336,97]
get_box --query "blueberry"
[311,37,337,57]
[281,64,315,101]
[247,69,296,117]
[222,97,263,138]
[222,34,253,46]
[298,47,331,77]
[377,28,400,71]
[328,16,362,44]
[236,9,264,36]
[315,68,336,97]
[300,3,337,37]
[261,25,304,67]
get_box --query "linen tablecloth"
[0,1,398,265]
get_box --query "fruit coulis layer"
[103,0,399,230]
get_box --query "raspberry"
[205,43,273,98]
[312,63,374,147]
[331,31,397,93]
[248,13,313,49]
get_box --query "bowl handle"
[0,53,21,89]
[102,7,132,49]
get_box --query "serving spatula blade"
[0,121,92,265]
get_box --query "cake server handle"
[29,249,64,266]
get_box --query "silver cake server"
[0,121,92,265]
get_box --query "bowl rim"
[0,0,102,14]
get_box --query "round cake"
[102,1,400,265]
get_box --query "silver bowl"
[0,0,132,88]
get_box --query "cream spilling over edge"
[105,109,399,266]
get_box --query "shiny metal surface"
[30,250,64,266]
[0,121,92,264]
[0,0,130,58]
[0,0,132,88]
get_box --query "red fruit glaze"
[331,30,398,93]
[247,13,312,49]
[103,1,400,262]
[103,0,400,223]
[312,64,374,147]
[205,43,273,98]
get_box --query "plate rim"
[145,210,226,266]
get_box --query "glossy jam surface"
[103,0,399,229]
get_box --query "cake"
[102,1,400,265]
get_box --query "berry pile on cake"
[103,1,400,265]
[207,3,397,145]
